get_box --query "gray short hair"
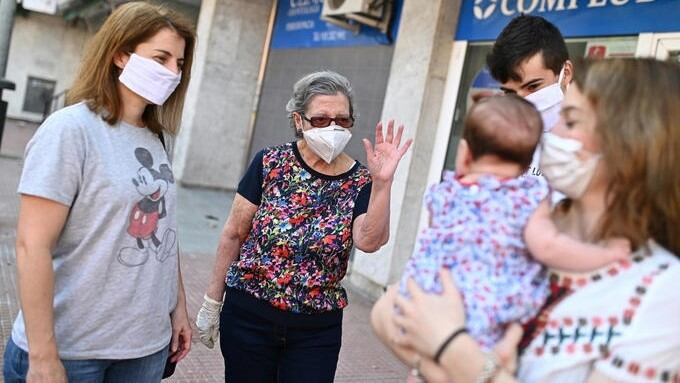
[285,70,355,134]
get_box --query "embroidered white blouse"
[518,241,680,383]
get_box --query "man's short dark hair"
[486,15,569,83]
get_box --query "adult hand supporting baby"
[393,269,522,374]
[392,269,465,358]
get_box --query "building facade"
[3,0,199,122]
[5,0,679,298]
[179,0,677,298]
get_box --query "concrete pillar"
[0,0,17,77]
[174,0,273,189]
[349,0,462,298]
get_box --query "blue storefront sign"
[471,68,501,89]
[456,0,680,41]
[271,0,402,49]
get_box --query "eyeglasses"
[300,113,354,128]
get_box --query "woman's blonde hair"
[67,2,195,135]
[574,58,680,255]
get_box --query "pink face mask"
[119,53,181,105]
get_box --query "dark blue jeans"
[3,337,168,383]
[220,287,343,383]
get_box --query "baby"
[399,95,628,351]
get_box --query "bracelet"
[409,353,422,381]
[475,352,500,383]
[433,327,468,364]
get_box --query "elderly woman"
[2,4,195,382]
[195,70,412,382]
[372,58,680,383]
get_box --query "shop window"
[23,76,56,115]
[443,36,637,172]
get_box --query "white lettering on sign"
[476,0,656,19]
[501,0,515,15]
[539,0,578,12]
[474,0,498,19]
[288,5,321,16]
[589,0,653,7]
[588,0,607,7]
[313,29,349,42]
[518,0,540,13]
[286,20,315,31]
[289,0,323,7]
[288,0,323,16]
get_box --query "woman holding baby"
[373,58,680,383]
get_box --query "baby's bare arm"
[524,200,630,272]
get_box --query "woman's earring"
[296,119,304,136]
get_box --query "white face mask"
[302,125,352,164]
[119,53,181,105]
[525,66,565,132]
[539,132,601,199]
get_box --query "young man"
[486,15,573,177]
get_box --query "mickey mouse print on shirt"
[118,147,177,267]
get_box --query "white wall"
[349,0,462,298]
[4,1,200,123]
[5,11,90,121]
[174,0,273,189]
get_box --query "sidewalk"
[0,119,407,382]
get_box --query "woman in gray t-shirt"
[3,3,195,382]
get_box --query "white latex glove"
[195,294,223,349]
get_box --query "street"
[0,120,408,382]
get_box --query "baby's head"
[456,94,543,177]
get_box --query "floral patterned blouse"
[226,142,372,314]
[400,171,549,350]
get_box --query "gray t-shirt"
[12,102,178,359]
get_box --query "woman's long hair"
[574,58,680,255]
[67,2,195,135]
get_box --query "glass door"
[655,35,680,62]
[636,33,680,63]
